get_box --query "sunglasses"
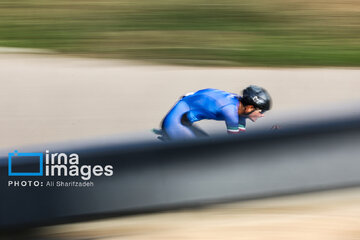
[246,108,265,115]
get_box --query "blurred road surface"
[36,187,360,240]
[1,53,360,148]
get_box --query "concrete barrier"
[1,111,360,230]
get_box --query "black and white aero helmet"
[241,85,272,112]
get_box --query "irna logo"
[8,150,43,176]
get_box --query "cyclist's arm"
[221,105,246,134]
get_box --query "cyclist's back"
[181,88,239,122]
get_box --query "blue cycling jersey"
[181,88,246,131]
[162,88,246,139]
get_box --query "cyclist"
[159,85,272,140]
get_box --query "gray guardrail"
[1,111,360,230]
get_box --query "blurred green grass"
[0,0,359,66]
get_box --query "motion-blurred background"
[1,1,360,239]
[1,0,360,66]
